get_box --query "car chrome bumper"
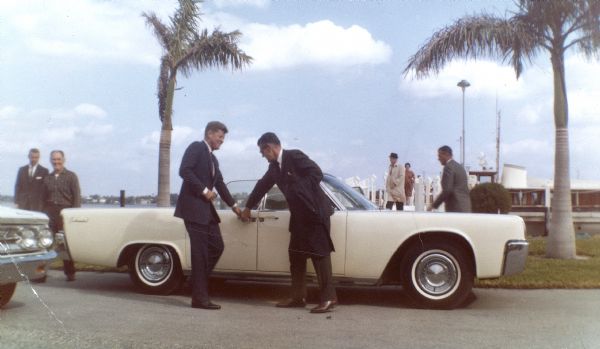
[502,240,529,276]
[54,231,72,261]
[0,250,57,284]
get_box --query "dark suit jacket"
[174,141,235,225]
[246,149,334,256]
[432,159,471,213]
[14,164,49,211]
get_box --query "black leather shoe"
[276,298,306,308]
[191,301,221,310]
[310,300,335,313]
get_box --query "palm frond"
[169,0,202,54]
[176,28,252,77]
[572,0,600,58]
[404,14,542,79]
[142,12,172,50]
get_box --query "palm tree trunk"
[156,75,176,207]
[157,126,172,207]
[546,48,576,259]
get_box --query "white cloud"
[2,1,390,71]
[214,0,269,9]
[0,104,114,152]
[41,126,79,143]
[75,104,107,118]
[241,20,392,70]
[141,126,197,149]
[0,106,20,119]
[515,102,551,125]
[219,136,259,156]
[400,60,529,99]
[0,0,175,66]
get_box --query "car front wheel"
[128,244,183,295]
[0,283,17,308]
[400,241,474,309]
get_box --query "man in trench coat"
[241,132,337,313]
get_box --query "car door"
[256,186,291,273]
[256,186,346,275]
[211,180,259,271]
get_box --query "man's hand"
[426,204,433,212]
[203,190,217,201]
[232,206,242,218]
[240,208,252,223]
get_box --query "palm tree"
[143,0,252,207]
[404,0,600,259]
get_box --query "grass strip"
[476,235,600,289]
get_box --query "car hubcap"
[414,252,459,297]
[137,246,173,284]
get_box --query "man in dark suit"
[15,148,49,212]
[241,132,337,314]
[429,145,471,213]
[174,121,241,310]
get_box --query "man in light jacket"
[385,152,406,211]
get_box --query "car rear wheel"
[0,283,17,308]
[400,241,473,309]
[128,244,183,295]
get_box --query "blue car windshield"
[322,174,378,211]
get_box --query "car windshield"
[322,174,378,211]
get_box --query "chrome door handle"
[260,216,279,221]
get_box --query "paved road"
[1,271,599,349]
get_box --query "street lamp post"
[457,79,470,166]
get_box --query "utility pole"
[457,79,470,166]
[496,110,501,181]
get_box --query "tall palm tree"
[404,0,600,259]
[143,0,252,207]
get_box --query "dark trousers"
[385,201,404,211]
[289,251,336,303]
[45,204,76,276]
[184,220,224,303]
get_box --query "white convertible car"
[59,174,528,309]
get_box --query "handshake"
[203,189,252,222]
[234,207,253,223]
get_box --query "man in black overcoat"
[241,132,337,313]
[174,121,241,310]
[14,148,49,212]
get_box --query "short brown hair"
[50,150,65,158]
[29,148,40,155]
[204,121,228,136]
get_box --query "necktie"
[209,154,215,178]
[274,161,281,176]
[29,167,33,178]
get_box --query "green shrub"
[470,182,512,214]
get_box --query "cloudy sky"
[1,0,599,197]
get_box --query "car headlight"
[37,228,54,249]
[18,228,38,250]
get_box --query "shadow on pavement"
[39,271,458,309]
